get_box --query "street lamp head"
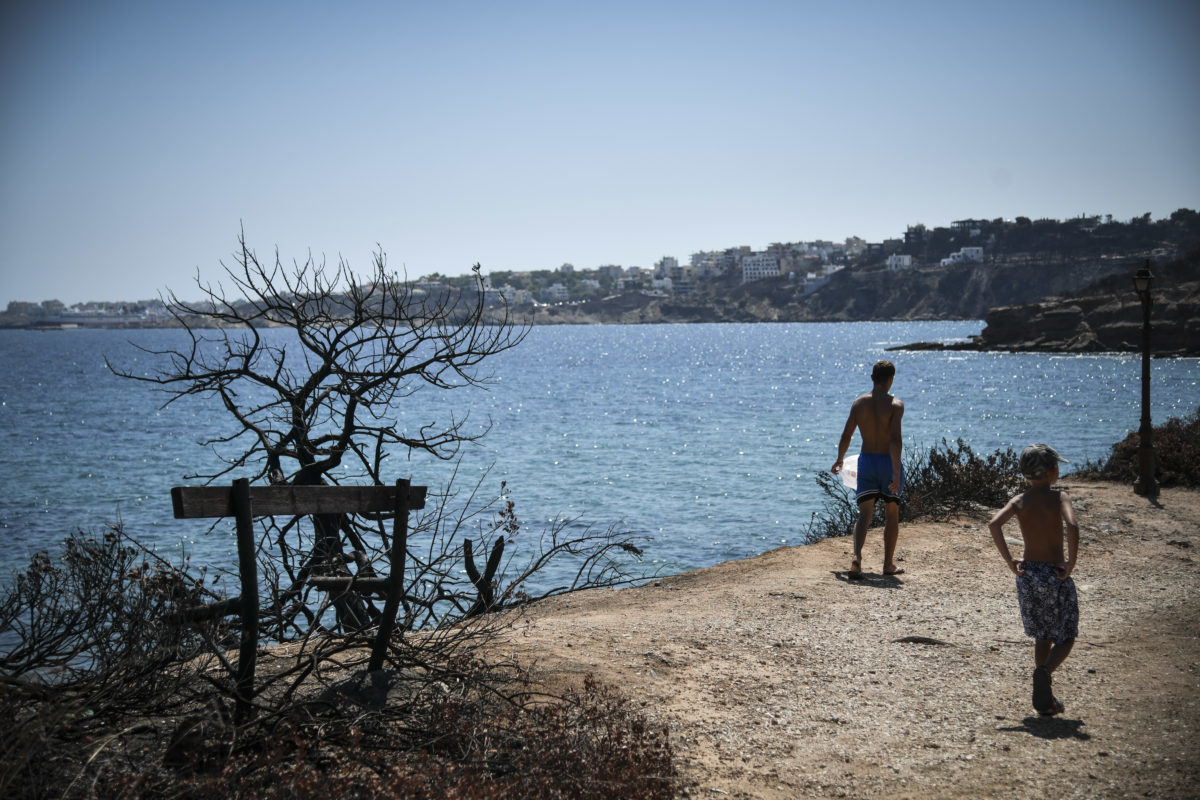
[1133,262,1154,299]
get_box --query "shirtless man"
[831,360,905,578]
[988,443,1079,715]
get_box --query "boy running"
[988,443,1079,716]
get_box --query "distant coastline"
[6,210,1197,351]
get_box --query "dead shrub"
[805,439,1025,541]
[1074,408,1200,487]
[88,675,677,800]
[2,527,678,800]
[901,439,1024,522]
[0,526,222,800]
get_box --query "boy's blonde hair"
[1020,443,1069,479]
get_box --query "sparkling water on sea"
[0,323,1196,591]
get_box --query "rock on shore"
[895,278,1198,356]
[974,280,1199,355]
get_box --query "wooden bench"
[172,478,427,721]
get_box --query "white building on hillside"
[543,283,569,302]
[940,246,985,267]
[741,253,781,283]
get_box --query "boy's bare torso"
[850,390,902,455]
[1011,486,1069,563]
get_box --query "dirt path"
[497,481,1200,799]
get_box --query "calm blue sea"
[1,323,1196,590]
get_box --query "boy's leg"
[850,498,875,576]
[1033,637,1074,714]
[1044,637,1075,673]
[1034,636,1075,673]
[883,500,902,574]
[1034,639,1052,668]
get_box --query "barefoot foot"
[884,565,905,576]
[848,558,863,579]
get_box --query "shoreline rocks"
[892,281,1199,356]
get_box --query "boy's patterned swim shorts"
[1016,561,1078,644]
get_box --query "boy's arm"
[831,409,857,474]
[1058,491,1079,579]
[988,497,1024,575]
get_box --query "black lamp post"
[1133,262,1158,498]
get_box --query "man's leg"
[883,500,903,574]
[850,498,875,576]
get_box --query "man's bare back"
[849,390,903,455]
[834,386,903,496]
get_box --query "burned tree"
[110,230,649,645]
[108,230,534,634]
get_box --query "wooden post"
[232,478,259,723]
[369,478,409,672]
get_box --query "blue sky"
[2,0,1198,305]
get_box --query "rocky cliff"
[795,256,1139,321]
[894,253,1200,356]
[968,281,1198,355]
[530,254,1165,326]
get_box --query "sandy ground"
[495,481,1199,799]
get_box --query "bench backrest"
[171,484,427,519]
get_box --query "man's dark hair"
[871,360,895,383]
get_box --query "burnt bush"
[1074,408,1200,488]
[88,675,677,800]
[0,526,224,800]
[900,439,1024,522]
[805,439,1025,541]
[1,526,678,800]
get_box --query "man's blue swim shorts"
[856,452,903,504]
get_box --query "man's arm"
[988,497,1024,575]
[888,399,904,493]
[1058,491,1079,579]
[831,408,858,474]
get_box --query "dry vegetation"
[1074,407,1200,488]
[0,521,674,800]
[5,330,1198,800]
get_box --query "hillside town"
[3,210,1197,329]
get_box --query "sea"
[1,323,1196,593]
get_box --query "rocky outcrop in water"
[895,278,1199,356]
[976,285,1197,355]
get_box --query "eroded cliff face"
[977,282,1199,355]
[798,257,1136,321]
[527,250,1200,357]
[532,256,1150,325]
